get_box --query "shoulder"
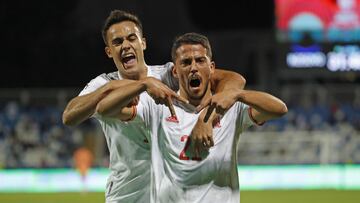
[89,71,118,83]
[227,102,248,115]
[79,71,118,96]
[148,62,173,70]
[102,71,119,81]
[148,62,174,77]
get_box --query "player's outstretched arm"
[96,80,146,119]
[96,77,188,120]
[199,89,287,123]
[63,86,112,126]
[237,89,288,124]
[62,80,135,126]
[197,68,246,112]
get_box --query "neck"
[180,85,212,107]
[137,64,148,79]
[139,64,148,79]
[119,64,148,80]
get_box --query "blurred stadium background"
[1,0,360,202]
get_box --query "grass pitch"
[0,190,359,203]
[0,192,104,203]
[241,190,359,203]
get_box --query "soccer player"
[62,10,246,202]
[73,147,93,193]
[96,32,288,202]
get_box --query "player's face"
[105,21,146,79]
[173,44,214,101]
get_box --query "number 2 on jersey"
[179,135,202,161]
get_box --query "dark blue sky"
[0,0,275,87]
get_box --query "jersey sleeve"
[234,102,256,131]
[162,62,179,91]
[79,73,110,96]
[135,93,162,134]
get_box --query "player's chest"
[160,107,199,135]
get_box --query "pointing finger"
[203,103,216,123]
[172,93,189,104]
[166,96,177,118]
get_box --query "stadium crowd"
[0,89,359,168]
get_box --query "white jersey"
[136,93,255,203]
[78,62,178,203]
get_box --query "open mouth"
[189,76,201,88]
[121,53,136,65]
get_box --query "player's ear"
[142,37,147,50]
[105,46,112,58]
[172,65,179,79]
[210,61,215,75]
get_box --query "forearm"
[62,85,111,126]
[62,79,136,126]
[211,69,246,93]
[236,89,288,121]
[96,80,146,118]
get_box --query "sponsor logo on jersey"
[165,115,179,123]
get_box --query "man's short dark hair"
[102,10,143,45]
[171,32,212,62]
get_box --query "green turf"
[0,190,359,203]
[0,192,104,203]
[241,190,360,203]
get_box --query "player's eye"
[196,57,206,64]
[181,59,192,66]
[128,34,138,42]
[112,38,123,46]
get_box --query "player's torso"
[93,63,173,163]
[158,105,239,182]
[150,105,240,202]
[85,63,172,202]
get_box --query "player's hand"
[196,89,240,122]
[143,77,188,117]
[190,107,218,154]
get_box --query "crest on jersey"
[213,117,221,128]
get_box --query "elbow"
[62,113,69,125]
[62,111,76,126]
[277,102,288,117]
[239,76,246,89]
[231,72,246,89]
